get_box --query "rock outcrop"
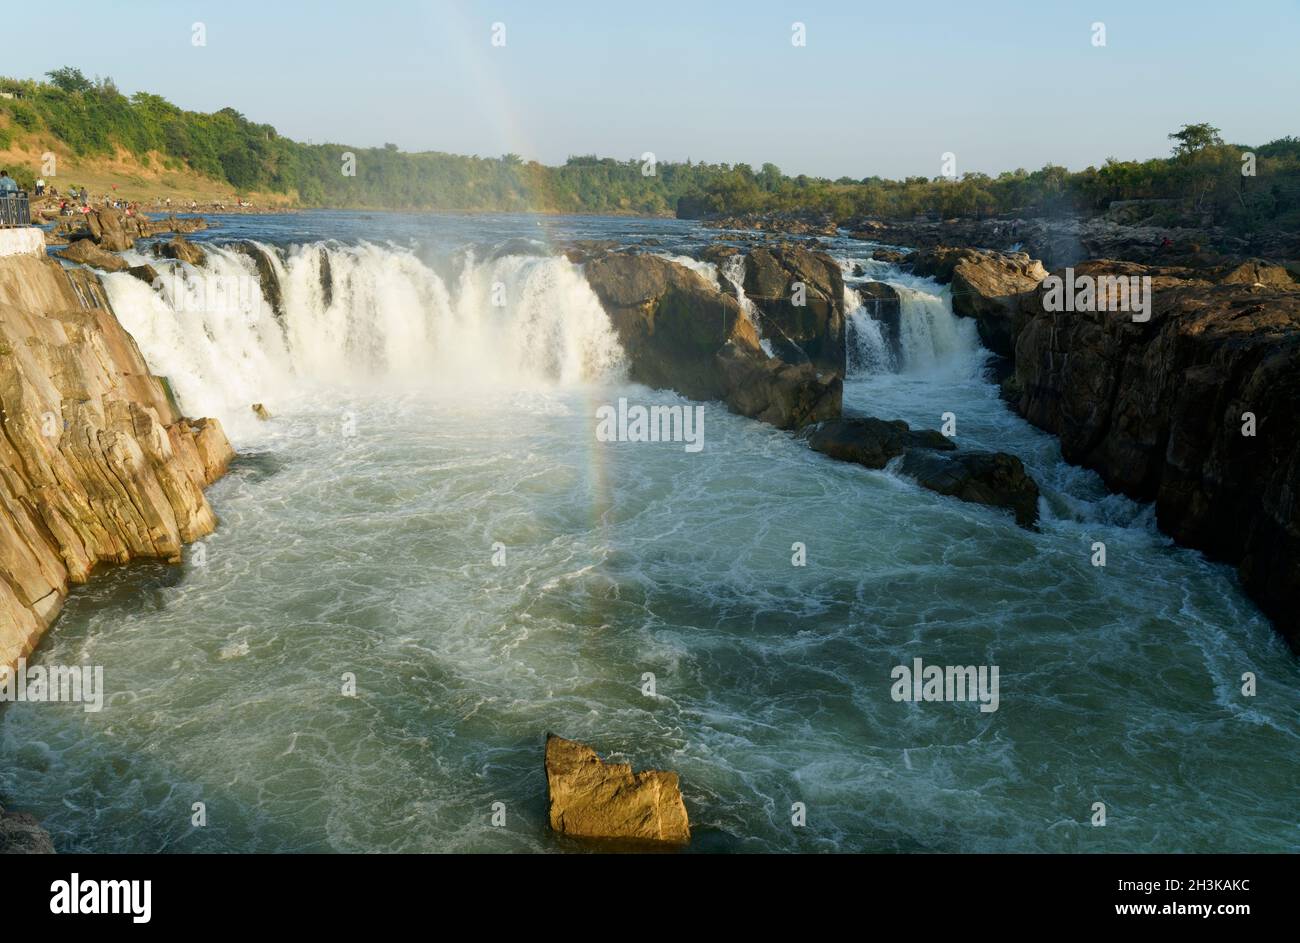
[800,417,954,468]
[583,252,841,429]
[801,417,1039,528]
[0,803,55,854]
[906,247,1046,357]
[83,207,135,252]
[898,449,1041,529]
[60,208,210,254]
[1010,260,1300,645]
[55,239,129,273]
[153,235,206,267]
[696,209,838,236]
[545,734,690,845]
[742,244,847,376]
[715,342,841,429]
[0,254,234,670]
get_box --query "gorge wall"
[0,249,234,671]
[903,245,1300,649]
[1011,260,1300,648]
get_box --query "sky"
[7,0,1299,180]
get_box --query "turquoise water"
[2,213,1296,852]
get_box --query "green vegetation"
[2,69,1297,233]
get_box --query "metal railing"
[0,191,31,228]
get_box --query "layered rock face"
[0,254,234,670]
[584,252,841,429]
[545,734,691,845]
[1010,260,1300,645]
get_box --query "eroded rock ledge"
[0,253,234,670]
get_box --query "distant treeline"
[2,69,1297,231]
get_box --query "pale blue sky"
[9,0,1298,178]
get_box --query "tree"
[1169,123,1223,156]
[45,67,93,93]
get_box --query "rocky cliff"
[1010,259,1300,647]
[0,251,234,671]
[885,243,1300,646]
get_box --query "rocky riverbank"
[42,206,211,252]
[0,248,234,673]
[903,246,1300,648]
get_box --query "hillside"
[2,68,1298,231]
[0,135,295,209]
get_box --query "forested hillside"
[2,68,1296,231]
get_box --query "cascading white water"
[102,242,627,438]
[894,284,981,371]
[718,253,776,358]
[844,285,895,373]
[844,277,983,377]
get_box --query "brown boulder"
[583,252,843,429]
[950,251,1046,357]
[128,263,160,286]
[154,235,206,267]
[545,734,690,845]
[85,208,134,251]
[584,253,751,401]
[55,239,129,273]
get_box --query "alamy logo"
[890,657,1000,713]
[1041,267,1152,322]
[0,658,104,712]
[152,272,265,321]
[595,398,704,453]
[50,874,151,923]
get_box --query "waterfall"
[894,285,981,371]
[101,242,627,437]
[844,286,896,373]
[844,278,982,377]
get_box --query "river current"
[2,212,1295,852]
